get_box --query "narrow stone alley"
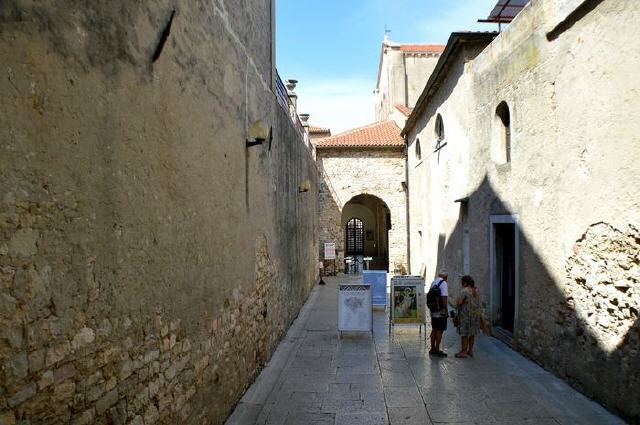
[2,2,639,423]
[227,277,625,425]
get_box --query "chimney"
[285,79,297,91]
[299,113,310,146]
[286,79,298,114]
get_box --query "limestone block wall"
[0,1,319,424]
[317,148,407,272]
[405,0,640,420]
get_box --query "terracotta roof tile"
[315,120,403,148]
[395,105,413,117]
[399,44,445,53]
[309,125,331,135]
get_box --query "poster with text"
[324,243,336,260]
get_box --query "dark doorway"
[342,194,391,271]
[495,223,516,332]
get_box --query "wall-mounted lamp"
[298,180,311,193]
[246,120,273,150]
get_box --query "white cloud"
[294,77,375,134]
[286,0,499,134]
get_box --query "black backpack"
[426,280,444,312]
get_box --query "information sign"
[363,270,387,307]
[390,276,426,325]
[338,283,372,334]
[324,243,336,260]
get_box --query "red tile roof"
[399,44,446,53]
[315,120,403,148]
[395,105,413,117]
[309,125,331,135]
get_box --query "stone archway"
[341,194,391,271]
[316,146,408,274]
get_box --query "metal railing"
[275,71,289,111]
[275,69,308,146]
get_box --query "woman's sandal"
[455,352,468,358]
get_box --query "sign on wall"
[324,243,336,260]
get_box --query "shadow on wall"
[432,176,639,422]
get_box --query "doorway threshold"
[492,326,513,346]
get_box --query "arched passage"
[341,194,391,271]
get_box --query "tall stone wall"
[317,148,407,272]
[406,0,640,420]
[0,1,319,424]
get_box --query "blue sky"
[276,0,499,133]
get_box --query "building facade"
[374,37,444,122]
[316,121,406,273]
[403,0,640,420]
[0,2,318,424]
[317,39,444,273]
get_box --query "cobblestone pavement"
[226,277,625,425]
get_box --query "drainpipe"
[270,0,276,93]
[404,134,411,273]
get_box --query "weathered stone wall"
[0,1,319,424]
[404,54,439,107]
[375,46,403,122]
[406,0,640,420]
[317,148,407,272]
[407,43,487,278]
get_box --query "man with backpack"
[427,271,449,357]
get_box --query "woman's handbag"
[479,311,492,336]
[451,311,460,327]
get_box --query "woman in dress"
[455,275,481,358]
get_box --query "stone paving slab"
[226,277,627,425]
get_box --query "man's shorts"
[431,316,447,331]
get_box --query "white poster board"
[324,243,336,260]
[338,283,372,333]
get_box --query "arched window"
[346,218,364,255]
[496,102,511,164]
[434,114,446,162]
[435,114,444,142]
[415,138,422,160]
